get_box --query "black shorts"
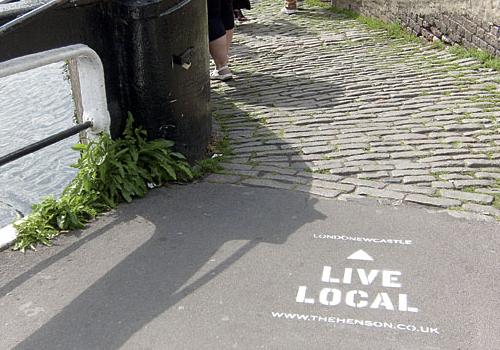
[207,0,234,42]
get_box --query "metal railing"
[0,0,68,35]
[0,44,110,167]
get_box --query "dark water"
[0,62,79,227]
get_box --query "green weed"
[313,169,331,174]
[461,186,475,193]
[431,41,446,50]
[13,114,192,251]
[493,195,500,210]
[449,46,500,71]
[305,0,500,72]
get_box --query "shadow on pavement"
[0,219,119,298]
[7,7,342,349]
[12,183,324,349]
[223,69,344,111]
[9,69,326,350]
[226,16,346,112]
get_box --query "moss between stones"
[304,0,500,72]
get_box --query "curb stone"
[0,224,17,251]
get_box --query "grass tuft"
[449,46,500,71]
[304,0,500,72]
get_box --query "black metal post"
[0,0,211,162]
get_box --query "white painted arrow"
[347,249,373,261]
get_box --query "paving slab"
[1,183,498,349]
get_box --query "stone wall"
[330,0,500,57]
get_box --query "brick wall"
[331,0,500,57]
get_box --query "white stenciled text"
[295,266,418,313]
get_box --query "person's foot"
[210,65,233,81]
[280,6,297,15]
[234,9,248,21]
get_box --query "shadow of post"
[11,84,332,350]
[9,11,351,349]
[12,184,324,349]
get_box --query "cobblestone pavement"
[207,0,500,221]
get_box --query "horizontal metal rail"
[0,0,20,4]
[0,0,68,36]
[0,44,110,134]
[0,121,93,167]
[0,44,110,167]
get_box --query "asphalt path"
[1,182,498,349]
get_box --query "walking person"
[233,0,251,22]
[207,0,235,81]
[281,0,299,14]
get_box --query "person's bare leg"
[225,28,234,58]
[209,35,230,74]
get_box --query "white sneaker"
[280,7,298,15]
[210,66,233,81]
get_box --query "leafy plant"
[192,114,232,178]
[13,113,192,251]
[193,157,224,178]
